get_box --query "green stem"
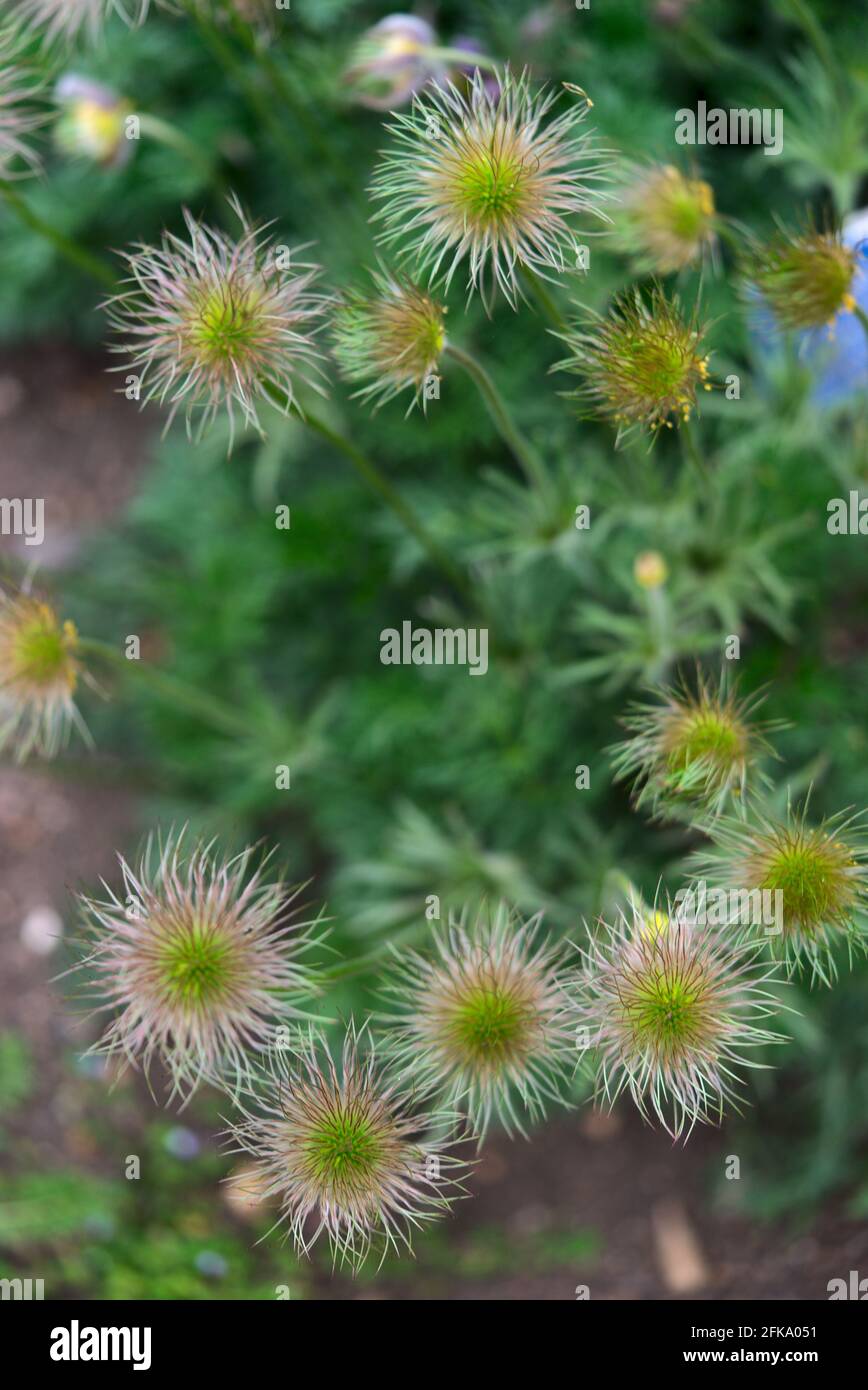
[263,384,473,604]
[137,113,226,194]
[523,268,570,334]
[78,637,249,738]
[320,921,431,984]
[444,342,552,495]
[320,945,396,984]
[427,47,502,74]
[851,303,868,355]
[185,5,305,179]
[680,416,709,490]
[0,177,116,289]
[224,6,364,214]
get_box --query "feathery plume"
[370,68,611,309]
[0,585,88,761]
[331,265,446,412]
[225,1021,469,1270]
[690,801,868,983]
[379,903,575,1140]
[572,896,786,1138]
[0,25,44,176]
[105,195,329,445]
[73,829,325,1101]
[555,284,712,439]
[611,671,780,819]
[14,0,149,46]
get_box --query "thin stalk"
[320,922,430,985]
[523,268,570,334]
[185,4,306,180]
[680,416,709,490]
[444,341,552,495]
[137,113,227,195]
[0,177,115,288]
[78,637,249,738]
[640,582,674,686]
[320,945,397,985]
[223,6,364,214]
[263,383,473,604]
[427,47,502,74]
[851,303,868,355]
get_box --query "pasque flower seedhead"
[572,897,786,1139]
[379,903,575,1141]
[370,68,611,309]
[0,586,87,761]
[691,802,868,983]
[225,1021,469,1270]
[611,672,780,819]
[331,266,446,412]
[106,196,329,446]
[73,829,325,1101]
[0,25,44,175]
[618,163,717,274]
[555,285,712,438]
[744,225,859,332]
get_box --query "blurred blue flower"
[163,1125,201,1160]
[195,1250,228,1279]
[751,212,868,407]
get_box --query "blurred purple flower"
[451,36,501,102]
[343,15,446,110]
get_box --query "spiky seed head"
[573,898,785,1139]
[745,226,859,332]
[225,1022,469,1270]
[331,267,446,412]
[0,587,88,761]
[379,904,575,1141]
[343,15,445,110]
[105,196,329,446]
[619,164,717,274]
[370,68,611,309]
[73,830,325,1101]
[555,285,712,438]
[14,0,149,45]
[611,673,779,818]
[0,26,44,176]
[54,74,132,168]
[690,804,868,983]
